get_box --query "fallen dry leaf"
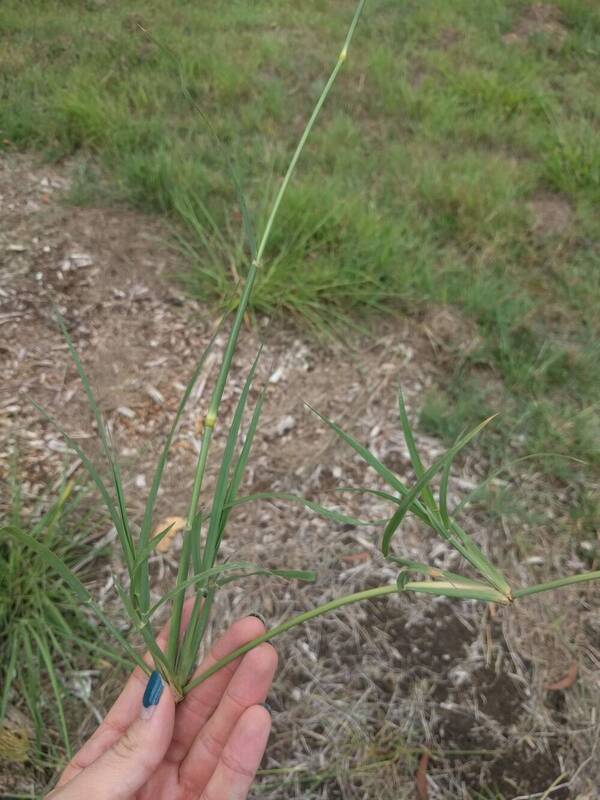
[153,515,186,553]
[544,660,578,691]
[415,752,429,800]
[341,551,370,564]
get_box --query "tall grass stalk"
[25,0,600,706]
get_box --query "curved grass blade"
[216,567,317,588]
[0,632,18,722]
[388,555,499,592]
[398,390,437,514]
[231,491,384,527]
[54,313,134,566]
[148,562,316,619]
[28,626,71,758]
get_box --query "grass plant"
[0,473,121,772]
[11,1,599,716]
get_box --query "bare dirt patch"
[527,194,573,236]
[503,4,567,49]
[1,155,597,799]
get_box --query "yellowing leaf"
[154,516,186,553]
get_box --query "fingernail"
[249,612,266,625]
[260,702,273,716]
[141,671,163,720]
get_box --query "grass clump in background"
[0,474,120,776]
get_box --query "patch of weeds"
[0,474,118,779]
[543,122,600,197]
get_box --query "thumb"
[55,671,175,800]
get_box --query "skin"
[47,601,277,800]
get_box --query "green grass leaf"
[28,626,71,758]
[398,390,437,514]
[137,323,222,612]
[232,490,384,527]
[54,313,134,566]
[202,349,262,570]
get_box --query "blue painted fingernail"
[141,671,163,720]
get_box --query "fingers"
[178,642,277,792]
[198,705,271,800]
[49,673,175,800]
[57,598,195,788]
[165,615,268,764]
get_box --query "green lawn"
[1,0,598,529]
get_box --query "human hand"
[47,605,277,800]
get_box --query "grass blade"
[148,562,316,619]
[28,626,71,758]
[0,632,18,722]
[137,323,222,612]
[19,630,43,751]
[398,390,437,514]
[176,351,263,676]
[112,577,170,678]
[54,313,134,566]
[216,567,317,588]
[202,350,262,570]
[231,491,384,527]
[447,520,512,598]
[388,556,489,587]
[439,455,452,528]
[220,388,265,532]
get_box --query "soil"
[527,194,573,236]
[503,4,567,49]
[1,154,597,799]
